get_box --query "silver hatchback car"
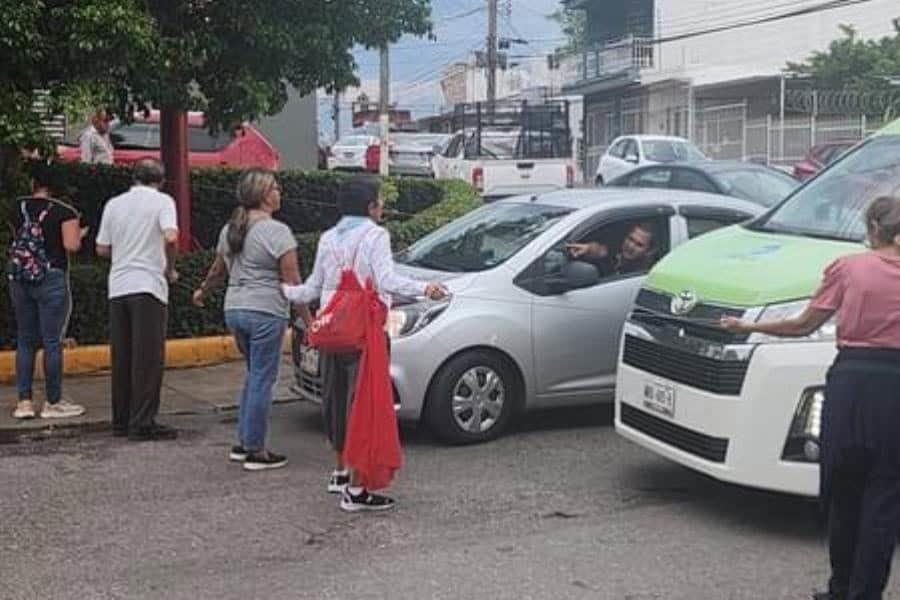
[292,188,764,444]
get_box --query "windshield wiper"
[744,222,859,243]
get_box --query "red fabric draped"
[342,278,403,491]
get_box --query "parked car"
[607,161,799,207]
[57,111,280,169]
[433,128,574,199]
[291,188,764,444]
[389,133,451,177]
[327,134,381,173]
[793,139,858,181]
[595,135,705,185]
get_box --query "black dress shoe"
[112,426,128,437]
[128,423,178,442]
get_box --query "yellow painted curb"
[0,331,293,384]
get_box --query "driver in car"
[566,222,658,277]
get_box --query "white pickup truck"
[433,129,574,200]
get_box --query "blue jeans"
[9,269,71,404]
[225,310,286,452]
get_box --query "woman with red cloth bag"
[283,177,446,512]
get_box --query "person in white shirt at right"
[282,176,446,512]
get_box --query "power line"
[661,0,854,33]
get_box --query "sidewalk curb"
[0,397,303,442]
[0,332,294,385]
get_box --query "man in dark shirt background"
[566,221,658,277]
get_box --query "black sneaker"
[229,445,249,462]
[340,488,396,513]
[328,471,351,493]
[243,451,288,472]
[128,423,178,442]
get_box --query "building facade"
[563,0,899,178]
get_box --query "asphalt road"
[2,401,898,600]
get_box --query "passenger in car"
[566,221,659,277]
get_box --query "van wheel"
[426,351,518,445]
[595,175,604,186]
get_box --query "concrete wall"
[256,87,319,171]
[647,0,898,86]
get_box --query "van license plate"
[643,381,676,418]
[301,346,320,376]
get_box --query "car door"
[516,206,676,407]
[598,138,629,184]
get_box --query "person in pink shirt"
[723,196,900,600]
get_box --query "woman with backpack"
[7,162,86,420]
[192,169,302,471]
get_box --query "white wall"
[646,0,898,86]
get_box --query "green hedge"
[15,162,448,250]
[0,179,480,349]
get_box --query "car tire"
[425,350,520,445]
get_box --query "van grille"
[621,404,729,463]
[622,335,749,395]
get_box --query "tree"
[787,20,900,119]
[548,5,587,55]
[0,0,157,195]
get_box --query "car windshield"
[643,140,705,162]
[751,134,900,241]
[392,134,448,149]
[110,122,232,152]
[713,168,799,207]
[336,136,371,147]
[396,202,573,273]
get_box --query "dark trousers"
[110,293,167,432]
[822,349,900,600]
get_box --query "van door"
[516,207,676,406]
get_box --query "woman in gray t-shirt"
[193,169,301,471]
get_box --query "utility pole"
[379,44,390,176]
[332,90,340,143]
[487,0,498,106]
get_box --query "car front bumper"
[615,341,836,497]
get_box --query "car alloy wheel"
[451,366,506,434]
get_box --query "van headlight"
[782,388,824,463]
[747,299,836,344]
[387,299,451,339]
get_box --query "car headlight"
[747,299,836,344]
[782,388,824,463]
[387,299,451,339]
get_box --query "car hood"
[645,225,863,306]
[392,263,480,302]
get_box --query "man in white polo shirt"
[96,159,179,441]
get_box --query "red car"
[793,139,857,181]
[58,111,280,169]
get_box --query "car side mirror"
[625,153,639,164]
[564,260,600,290]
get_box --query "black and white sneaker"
[243,451,288,472]
[340,488,396,513]
[328,471,351,493]
[229,446,249,462]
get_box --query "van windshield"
[396,202,573,273]
[752,134,900,242]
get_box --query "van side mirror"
[546,260,600,294]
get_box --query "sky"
[318,0,565,142]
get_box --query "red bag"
[307,238,369,353]
[343,279,402,490]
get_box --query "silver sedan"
[292,188,764,444]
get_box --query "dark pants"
[320,335,390,453]
[822,348,900,600]
[9,269,71,404]
[110,294,167,432]
[321,351,361,452]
